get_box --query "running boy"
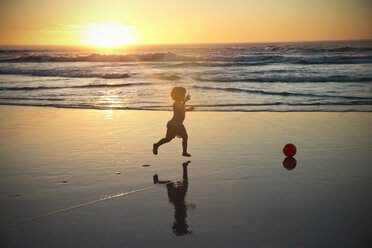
[153,87,195,157]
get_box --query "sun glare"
[82,22,135,47]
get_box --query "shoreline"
[1,104,372,113]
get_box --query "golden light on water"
[81,22,136,47]
[105,110,113,119]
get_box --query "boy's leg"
[156,137,173,146]
[153,128,175,155]
[153,137,172,155]
[180,126,191,157]
[182,138,188,154]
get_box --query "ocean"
[0,40,371,112]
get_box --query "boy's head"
[171,87,186,101]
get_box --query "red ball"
[283,143,296,157]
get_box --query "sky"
[0,0,371,46]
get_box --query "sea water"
[0,40,371,112]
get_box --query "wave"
[0,52,193,63]
[1,52,372,65]
[100,73,131,79]
[150,73,180,81]
[169,61,268,67]
[0,68,131,79]
[297,55,372,65]
[178,54,372,65]
[285,46,372,54]
[223,44,372,53]
[0,97,64,101]
[191,101,372,107]
[195,75,372,83]
[206,55,372,64]
[0,82,152,91]
[0,102,162,111]
[191,85,372,100]
[0,68,183,81]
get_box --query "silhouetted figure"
[153,87,195,157]
[154,161,193,236]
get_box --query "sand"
[0,106,371,247]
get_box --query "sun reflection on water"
[105,110,113,119]
[98,92,122,110]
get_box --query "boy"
[153,87,195,157]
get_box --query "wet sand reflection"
[283,157,297,170]
[154,161,194,236]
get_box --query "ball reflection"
[283,157,297,170]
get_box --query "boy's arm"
[182,94,194,111]
[182,94,191,105]
[185,106,195,111]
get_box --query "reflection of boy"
[167,161,191,236]
[154,161,192,236]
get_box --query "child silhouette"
[153,87,195,157]
[153,161,193,236]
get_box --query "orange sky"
[0,0,371,46]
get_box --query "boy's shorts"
[166,120,187,138]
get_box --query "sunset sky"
[0,0,371,46]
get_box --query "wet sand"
[0,106,371,247]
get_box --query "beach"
[0,106,371,247]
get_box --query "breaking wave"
[0,82,152,91]
[1,52,371,65]
[191,85,372,100]
[0,52,192,63]
[195,75,372,83]
[0,68,131,79]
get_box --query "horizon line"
[0,38,371,47]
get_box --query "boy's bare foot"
[153,144,158,155]
[182,152,191,157]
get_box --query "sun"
[82,22,136,47]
